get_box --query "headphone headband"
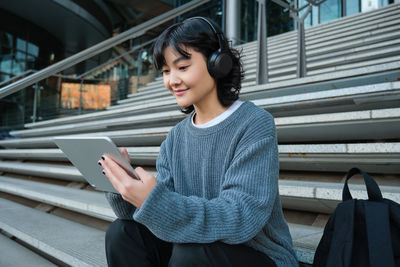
[184,16,229,52]
[183,16,232,79]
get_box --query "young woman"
[99,17,298,267]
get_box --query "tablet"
[54,136,139,193]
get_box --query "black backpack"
[313,167,400,267]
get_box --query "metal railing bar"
[0,0,210,99]
[50,74,105,82]
[0,70,37,87]
[77,37,157,79]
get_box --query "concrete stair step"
[110,95,174,110]
[0,190,322,265]
[0,126,172,149]
[242,21,400,65]
[1,174,398,218]
[240,14,400,70]
[129,83,166,96]
[14,79,400,138]
[0,162,84,181]
[133,82,165,94]
[3,103,400,149]
[23,99,178,130]
[241,20,400,63]
[119,90,170,105]
[240,3,400,52]
[21,61,400,130]
[307,24,400,56]
[12,110,185,138]
[1,142,399,173]
[243,56,400,83]
[242,32,400,70]
[109,8,400,108]
[125,36,400,97]
[0,233,57,267]
[307,54,400,76]
[308,44,400,69]
[243,49,400,79]
[125,86,165,99]
[1,4,400,265]
[289,223,323,264]
[254,83,400,115]
[0,176,114,221]
[242,68,400,103]
[306,11,400,46]
[0,197,107,267]
[7,105,400,142]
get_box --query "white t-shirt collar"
[191,100,243,128]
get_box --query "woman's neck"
[193,100,229,125]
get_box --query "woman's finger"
[100,155,128,183]
[119,147,130,163]
[99,159,124,193]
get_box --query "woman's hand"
[98,154,157,209]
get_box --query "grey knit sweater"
[106,101,298,266]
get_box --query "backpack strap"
[343,167,395,267]
[364,199,395,267]
[342,167,383,201]
[325,200,355,267]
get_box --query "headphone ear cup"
[207,51,233,79]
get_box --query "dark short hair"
[153,17,244,114]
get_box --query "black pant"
[105,219,277,267]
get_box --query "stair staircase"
[0,3,399,266]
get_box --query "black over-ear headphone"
[184,17,233,79]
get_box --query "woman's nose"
[169,73,181,87]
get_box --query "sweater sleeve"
[104,138,173,220]
[105,192,136,220]
[133,135,279,244]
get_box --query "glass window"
[26,55,36,69]
[12,51,25,75]
[267,1,294,37]
[1,32,13,49]
[320,0,342,23]
[379,0,389,7]
[0,73,10,81]
[304,10,312,27]
[0,54,12,74]
[16,38,26,52]
[312,5,319,26]
[16,51,25,61]
[28,43,39,57]
[347,0,361,16]
[299,0,312,27]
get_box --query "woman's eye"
[161,69,169,75]
[179,66,188,71]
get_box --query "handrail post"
[79,79,83,115]
[137,50,143,91]
[256,0,268,85]
[31,83,39,123]
[297,16,306,77]
[272,0,319,78]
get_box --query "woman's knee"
[106,219,141,249]
[106,219,124,246]
[169,243,211,267]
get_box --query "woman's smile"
[173,88,189,96]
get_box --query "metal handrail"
[0,69,37,87]
[77,38,157,79]
[0,0,210,99]
[256,0,327,84]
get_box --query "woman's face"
[161,46,218,110]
